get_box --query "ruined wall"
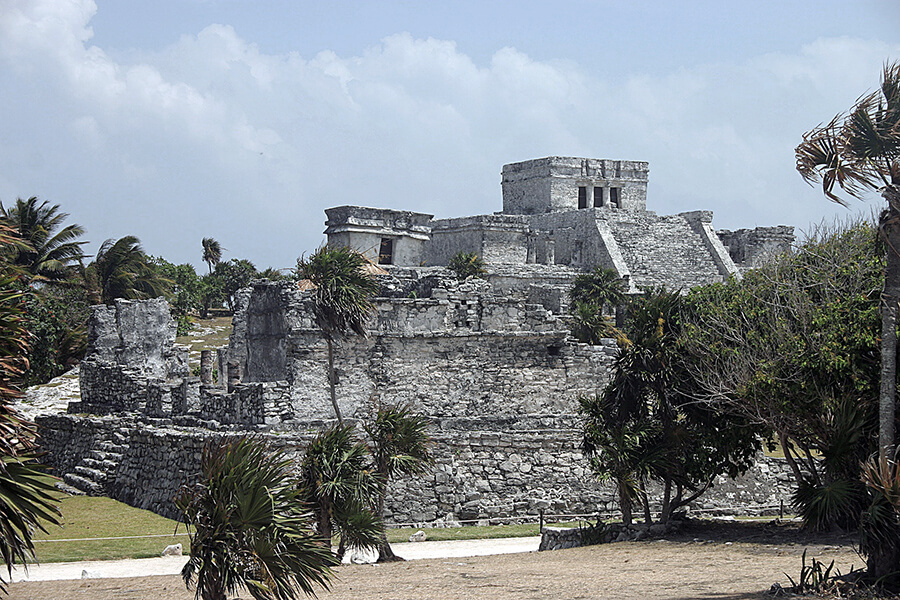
[79,298,189,415]
[230,279,613,423]
[428,214,530,266]
[37,412,798,523]
[717,226,795,272]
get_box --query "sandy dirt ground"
[6,520,868,600]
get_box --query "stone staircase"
[62,432,129,496]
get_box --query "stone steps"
[62,437,130,497]
[63,473,104,496]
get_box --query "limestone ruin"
[37,157,796,523]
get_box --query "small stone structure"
[37,156,797,523]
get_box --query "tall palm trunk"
[879,193,900,462]
[326,338,343,424]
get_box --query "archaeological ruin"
[36,157,797,524]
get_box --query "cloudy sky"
[1,1,899,271]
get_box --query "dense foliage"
[0,255,62,591]
[364,403,433,561]
[581,287,764,525]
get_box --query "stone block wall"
[718,226,795,272]
[37,412,799,524]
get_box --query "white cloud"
[1,0,897,268]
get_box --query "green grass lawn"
[31,496,575,563]
[32,496,189,563]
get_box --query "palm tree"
[83,236,171,305]
[201,238,222,275]
[175,437,337,600]
[796,61,900,462]
[0,196,86,284]
[363,403,433,561]
[296,246,379,423]
[298,424,383,562]
[580,394,661,526]
[569,267,627,344]
[0,266,61,591]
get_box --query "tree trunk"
[375,487,404,562]
[780,432,804,485]
[618,482,633,526]
[326,338,344,424]
[640,482,652,525]
[879,199,900,462]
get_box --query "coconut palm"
[363,403,433,562]
[796,61,900,462]
[0,196,86,284]
[298,424,382,561]
[296,246,379,423]
[83,236,171,305]
[0,266,61,591]
[175,437,337,600]
[201,238,222,275]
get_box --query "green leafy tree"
[795,61,900,462]
[298,424,382,562]
[84,236,171,305]
[213,259,257,313]
[447,251,486,280]
[682,221,882,507]
[0,268,61,592]
[20,288,88,385]
[0,196,86,284]
[588,288,763,524]
[201,238,223,275]
[569,267,627,344]
[296,246,378,423]
[364,403,433,561]
[175,437,337,600]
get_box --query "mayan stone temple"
[37,157,797,524]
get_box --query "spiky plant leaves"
[792,476,867,532]
[447,251,486,280]
[296,246,378,422]
[175,437,336,600]
[296,246,378,340]
[0,197,86,284]
[298,424,383,557]
[85,236,172,305]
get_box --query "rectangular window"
[378,238,394,265]
[593,187,604,207]
[610,187,620,208]
[578,186,587,209]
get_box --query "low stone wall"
[37,413,799,524]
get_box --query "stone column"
[227,361,242,393]
[217,347,228,388]
[200,350,213,385]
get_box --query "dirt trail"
[6,539,862,600]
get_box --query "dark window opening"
[578,186,587,209]
[593,187,604,207]
[378,238,394,265]
[610,187,620,208]
[547,344,562,356]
